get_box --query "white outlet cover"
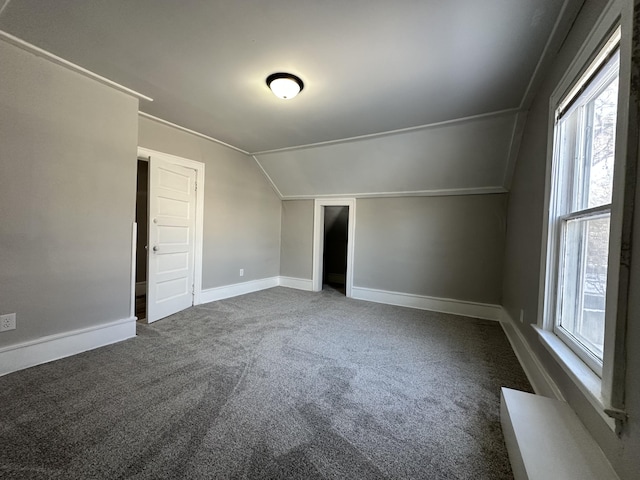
[0,313,16,332]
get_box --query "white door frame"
[137,146,205,306]
[312,198,356,297]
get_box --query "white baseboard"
[499,309,564,400]
[0,316,136,377]
[199,276,280,304]
[198,276,314,305]
[279,276,313,291]
[351,286,503,321]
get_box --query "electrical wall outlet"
[519,309,525,323]
[239,268,244,277]
[0,313,16,332]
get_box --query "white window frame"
[551,42,620,376]
[538,0,630,434]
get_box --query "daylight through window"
[549,36,620,376]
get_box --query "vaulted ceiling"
[0,0,582,198]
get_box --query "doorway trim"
[137,146,205,306]
[312,198,356,297]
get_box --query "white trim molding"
[0,30,152,101]
[251,108,520,156]
[279,276,313,291]
[351,286,502,321]
[279,186,507,200]
[199,277,280,304]
[0,317,136,377]
[139,112,249,155]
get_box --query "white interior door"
[147,156,197,323]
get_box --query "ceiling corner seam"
[252,155,284,200]
[518,0,584,111]
[0,29,153,101]
[502,111,529,191]
[138,112,250,155]
[249,107,522,157]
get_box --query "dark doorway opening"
[134,159,148,321]
[322,206,349,295]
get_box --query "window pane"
[558,49,619,214]
[586,68,618,208]
[558,214,610,360]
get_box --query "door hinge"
[195,181,198,192]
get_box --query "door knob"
[153,246,158,252]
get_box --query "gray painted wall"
[0,40,139,347]
[138,117,281,289]
[255,112,516,198]
[623,148,640,478]
[502,0,639,477]
[279,196,506,302]
[280,200,314,279]
[355,195,506,304]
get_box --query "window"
[540,4,631,432]
[547,29,620,377]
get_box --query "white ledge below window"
[533,325,617,432]
[501,388,619,480]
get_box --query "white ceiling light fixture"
[266,72,304,100]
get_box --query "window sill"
[533,325,616,432]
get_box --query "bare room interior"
[1,1,639,479]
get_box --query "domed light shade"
[266,73,304,99]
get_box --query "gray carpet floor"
[0,286,531,479]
